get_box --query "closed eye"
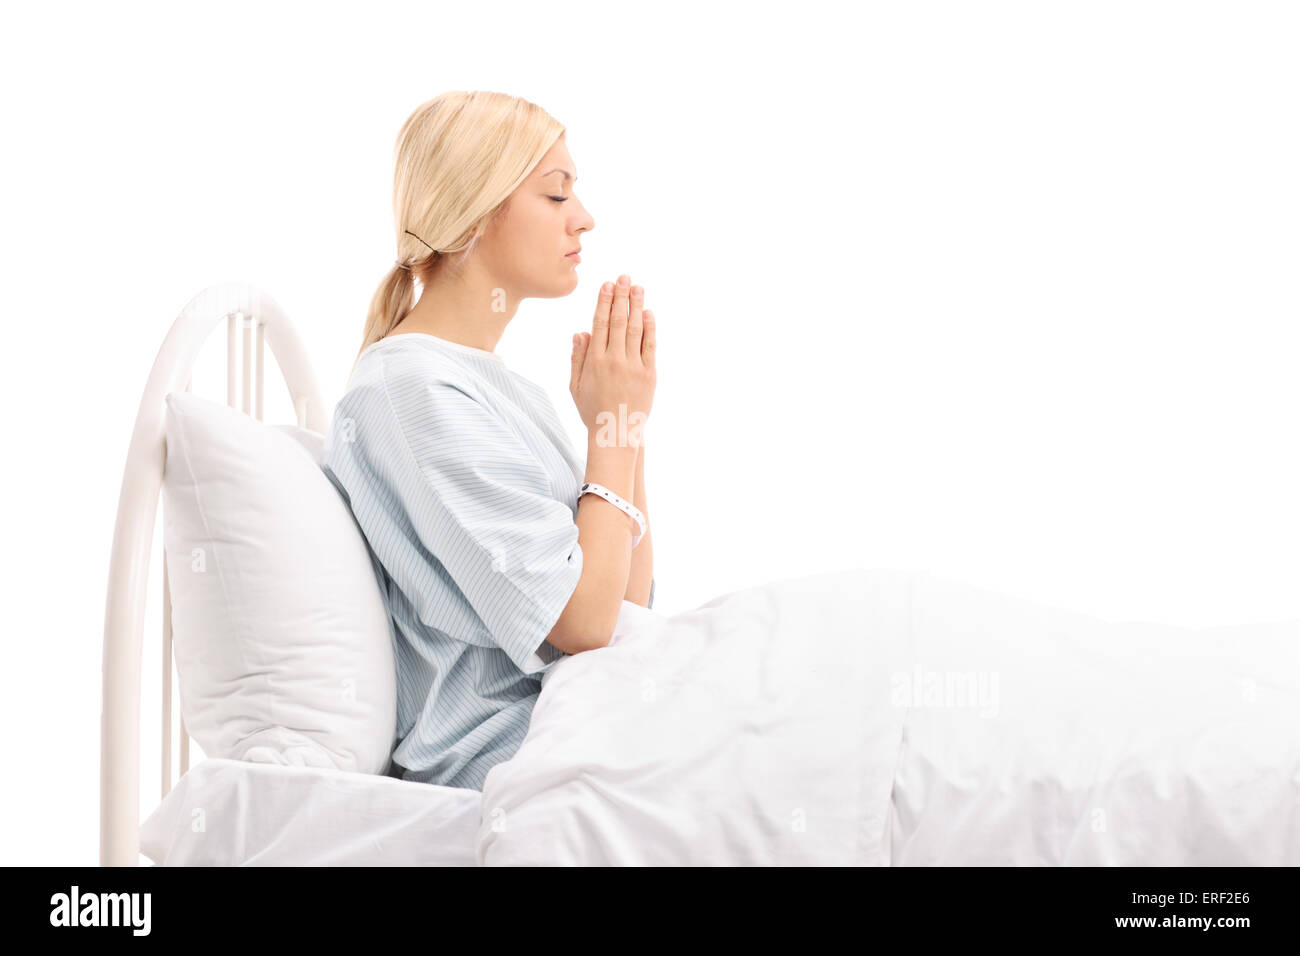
[548,195,568,203]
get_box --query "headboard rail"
[100,283,326,866]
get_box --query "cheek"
[512,215,549,257]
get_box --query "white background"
[2,0,1296,864]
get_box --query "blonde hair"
[353,91,566,372]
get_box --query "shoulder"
[326,351,483,472]
[361,338,482,392]
[339,340,487,422]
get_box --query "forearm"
[624,440,653,607]
[554,434,639,650]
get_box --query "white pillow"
[162,391,396,774]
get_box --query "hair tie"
[397,229,438,272]
[404,229,436,252]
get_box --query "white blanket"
[476,568,1300,865]
[888,571,1300,865]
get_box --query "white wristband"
[579,482,646,548]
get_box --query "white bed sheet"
[479,570,914,865]
[887,571,1300,865]
[140,757,482,866]
[478,568,1300,866]
[141,571,1300,867]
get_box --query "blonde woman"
[322,91,656,791]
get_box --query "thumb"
[569,332,586,392]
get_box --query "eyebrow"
[542,168,578,183]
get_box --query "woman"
[322,91,657,791]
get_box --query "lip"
[565,250,581,262]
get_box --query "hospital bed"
[102,283,1300,866]
[101,283,482,866]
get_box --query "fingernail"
[618,276,630,287]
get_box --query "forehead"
[534,139,577,182]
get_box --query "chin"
[553,269,581,297]
[520,272,580,300]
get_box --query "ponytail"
[351,263,416,377]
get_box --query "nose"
[574,200,594,235]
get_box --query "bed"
[102,283,1300,866]
[101,282,489,867]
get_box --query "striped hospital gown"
[321,332,652,791]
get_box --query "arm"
[623,439,653,608]
[545,432,640,653]
[551,273,656,651]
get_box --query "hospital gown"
[321,332,652,791]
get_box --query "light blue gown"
[322,332,651,790]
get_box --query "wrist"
[579,481,646,544]
[586,425,641,452]
[585,433,637,502]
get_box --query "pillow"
[162,391,396,774]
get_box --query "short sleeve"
[359,374,583,676]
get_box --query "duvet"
[476,568,1300,866]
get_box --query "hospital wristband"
[579,482,646,548]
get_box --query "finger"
[627,284,645,361]
[609,275,630,350]
[642,309,656,366]
[591,282,613,352]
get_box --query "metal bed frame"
[99,283,325,866]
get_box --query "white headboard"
[100,282,327,866]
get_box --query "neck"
[393,263,518,353]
